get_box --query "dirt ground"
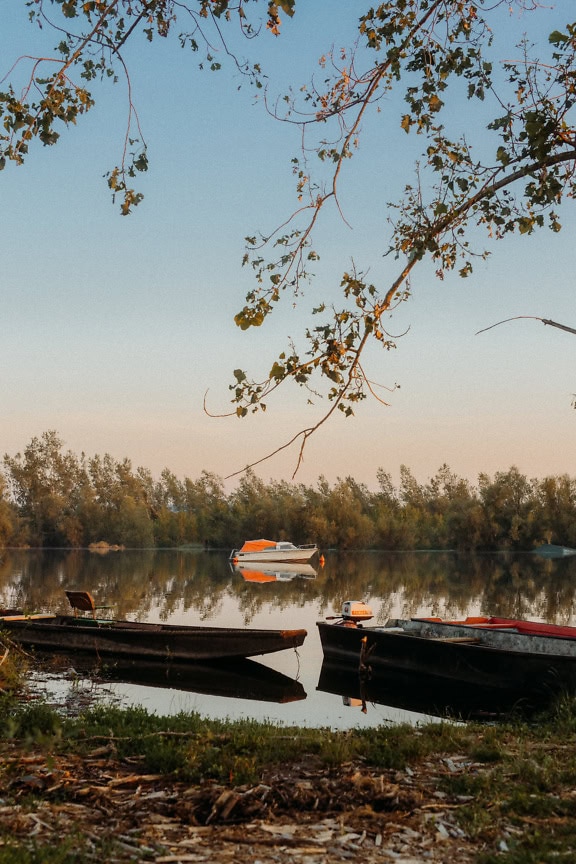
[0,742,492,863]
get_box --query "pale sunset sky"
[1,1,575,491]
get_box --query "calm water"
[2,547,576,728]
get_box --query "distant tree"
[3,3,576,473]
[308,477,375,550]
[425,465,481,550]
[372,470,407,549]
[0,473,18,547]
[533,474,576,548]
[182,470,230,547]
[478,466,536,548]
[227,469,276,544]
[114,495,155,547]
[3,431,90,546]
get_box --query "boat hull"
[316,620,576,697]
[1,614,307,662]
[230,538,318,564]
[233,549,317,564]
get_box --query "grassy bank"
[1,695,576,862]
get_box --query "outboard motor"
[340,600,373,626]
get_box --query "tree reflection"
[1,549,576,628]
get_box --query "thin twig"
[476,316,576,336]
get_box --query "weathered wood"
[317,615,576,698]
[0,597,307,662]
[65,591,112,619]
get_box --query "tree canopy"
[2,1,575,473]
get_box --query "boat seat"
[65,590,111,619]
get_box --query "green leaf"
[269,362,285,381]
[549,31,568,46]
[276,0,295,17]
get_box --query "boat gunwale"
[316,619,576,662]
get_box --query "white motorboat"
[230,538,318,564]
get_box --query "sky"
[1,0,576,493]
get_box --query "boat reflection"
[233,561,318,582]
[317,660,557,721]
[34,654,307,704]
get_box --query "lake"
[2,547,575,728]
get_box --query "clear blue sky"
[1,1,575,491]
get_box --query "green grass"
[0,834,151,864]
[3,693,576,863]
[0,838,87,864]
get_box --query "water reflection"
[34,654,306,704]
[316,660,556,723]
[5,548,576,623]
[2,548,576,727]
[232,561,318,582]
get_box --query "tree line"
[0,431,574,551]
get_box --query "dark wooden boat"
[317,605,576,698]
[0,591,307,663]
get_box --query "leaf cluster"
[4,2,576,475]
[2,0,286,210]
[226,1,576,475]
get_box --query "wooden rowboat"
[0,591,307,663]
[317,604,576,698]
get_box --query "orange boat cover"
[238,539,277,553]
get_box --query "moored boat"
[317,602,576,698]
[0,591,307,663]
[534,543,576,558]
[230,538,318,564]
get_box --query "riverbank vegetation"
[2,432,576,552]
[1,694,576,862]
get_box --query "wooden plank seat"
[65,590,112,619]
